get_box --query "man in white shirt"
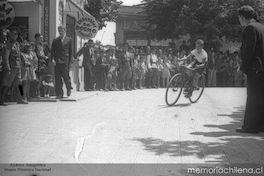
[179,39,208,98]
[147,47,158,88]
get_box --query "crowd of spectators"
[0,27,246,106]
[74,40,246,92]
[0,27,52,105]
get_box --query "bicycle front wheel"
[165,74,183,106]
[189,74,205,103]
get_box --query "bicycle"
[165,64,206,106]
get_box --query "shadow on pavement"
[131,106,264,168]
[158,103,192,109]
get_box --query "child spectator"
[42,74,54,98]
[20,42,34,102]
[29,43,38,97]
[139,52,147,88]
[133,51,141,89]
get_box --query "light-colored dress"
[29,51,38,81]
[21,52,31,81]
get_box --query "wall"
[10,2,42,42]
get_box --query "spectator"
[95,47,108,91]
[233,52,243,87]
[76,39,94,91]
[128,46,136,89]
[42,74,54,98]
[0,29,9,99]
[51,25,73,99]
[207,49,217,87]
[118,43,132,91]
[162,53,171,88]
[157,49,164,88]
[133,50,141,89]
[179,41,189,53]
[0,26,27,105]
[34,33,50,97]
[92,47,99,90]
[106,47,119,91]
[147,47,158,88]
[216,52,224,86]
[20,42,37,102]
[139,52,147,88]
[236,5,264,133]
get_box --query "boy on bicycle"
[178,39,208,98]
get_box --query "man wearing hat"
[118,43,132,90]
[0,26,27,105]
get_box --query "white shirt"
[60,35,66,43]
[191,49,208,63]
[147,53,158,68]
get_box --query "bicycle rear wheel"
[165,74,183,106]
[189,74,205,103]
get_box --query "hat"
[8,26,20,34]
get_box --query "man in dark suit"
[76,39,94,91]
[51,25,73,98]
[236,6,264,133]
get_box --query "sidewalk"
[0,88,263,176]
[27,90,104,102]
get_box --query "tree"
[141,0,264,50]
[84,0,123,30]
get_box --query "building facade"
[1,0,96,91]
[115,5,240,53]
[115,5,170,48]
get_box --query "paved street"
[0,88,264,176]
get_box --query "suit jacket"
[76,46,94,68]
[51,36,73,64]
[240,20,264,75]
[2,40,21,71]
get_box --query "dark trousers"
[96,68,106,90]
[84,67,93,90]
[242,71,264,132]
[54,63,72,97]
[147,68,158,88]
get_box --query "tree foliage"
[84,0,123,30]
[141,0,264,50]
